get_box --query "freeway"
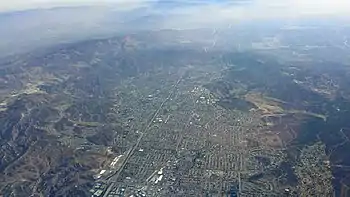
[102,73,185,197]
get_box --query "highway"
[102,73,185,197]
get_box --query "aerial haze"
[1,0,350,56]
[1,0,350,197]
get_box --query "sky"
[1,0,350,57]
[1,0,350,18]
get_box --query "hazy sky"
[0,0,149,12]
[1,0,350,18]
[1,0,350,17]
[1,0,350,57]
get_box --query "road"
[102,73,185,197]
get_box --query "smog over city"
[1,0,350,197]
